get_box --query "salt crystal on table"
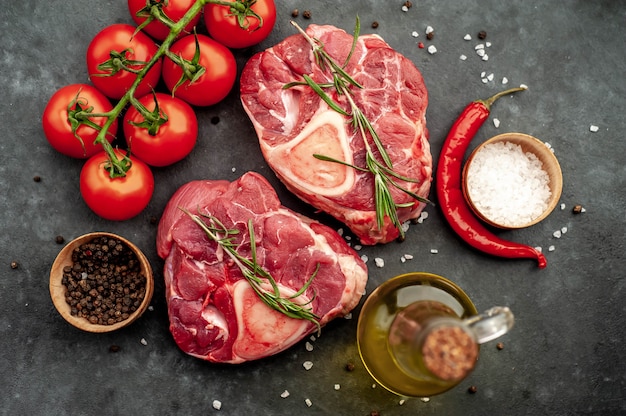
[280,390,290,398]
[305,398,313,407]
[334,384,341,390]
[427,45,437,54]
[482,54,489,61]
[411,31,419,37]
[464,34,472,40]
[425,26,434,34]
[303,361,313,370]
[401,5,409,11]
[590,125,599,132]
[460,54,467,60]
[475,44,485,50]
[212,400,222,410]
[305,342,313,351]
[430,249,439,254]
[553,230,562,238]
[476,49,486,57]
[502,77,509,84]
[548,245,556,252]
[493,118,500,128]
[375,257,385,268]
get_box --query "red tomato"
[42,84,117,159]
[204,0,276,48]
[162,34,236,107]
[127,0,201,41]
[123,93,198,167]
[86,24,162,100]
[80,150,154,221]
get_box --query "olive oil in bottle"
[357,272,513,397]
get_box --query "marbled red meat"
[240,24,432,245]
[156,172,368,363]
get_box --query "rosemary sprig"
[181,208,321,334]
[285,18,430,239]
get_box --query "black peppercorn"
[10,261,19,269]
[56,235,65,244]
[496,342,505,350]
[468,385,478,394]
[371,21,379,29]
[572,204,584,214]
[302,10,311,19]
[404,1,413,8]
[426,32,434,40]
[33,176,41,182]
[345,362,355,372]
[478,30,487,40]
[291,9,299,17]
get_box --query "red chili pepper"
[435,87,547,268]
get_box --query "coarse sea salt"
[465,141,551,227]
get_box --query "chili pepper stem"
[478,86,527,110]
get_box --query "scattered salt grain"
[404,254,414,260]
[148,305,154,311]
[212,400,222,410]
[482,54,489,61]
[231,167,236,172]
[411,31,419,38]
[481,78,489,84]
[305,342,314,351]
[361,254,369,263]
[402,221,411,233]
[590,125,599,132]
[344,312,352,319]
[535,246,543,253]
[425,26,434,34]
[502,77,509,85]
[430,248,439,254]
[465,141,551,227]
[460,54,467,60]
[280,390,290,398]
[520,83,528,89]
[561,226,568,234]
[354,244,362,251]
[375,257,385,268]
[399,399,406,405]
[560,203,566,210]
[400,256,406,263]
[304,398,313,407]
[140,338,148,346]
[486,42,492,47]
[310,335,316,342]
[420,397,431,403]
[303,361,313,370]
[548,245,556,252]
[493,118,500,128]
[417,211,429,223]
[553,230,562,238]
[337,228,344,236]
[464,34,472,40]
[475,44,485,50]
[487,73,494,81]
[372,384,377,389]
[476,48,486,57]
[334,384,341,391]
[427,45,437,55]
[401,5,409,12]
[481,71,486,78]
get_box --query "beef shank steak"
[240,24,432,245]
[156,172,368,363]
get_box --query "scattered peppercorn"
[496,342,505,350]
[33,175,41,182]
[371,21,379,29]
[572,204,584,214]
[478,30,487,40]
[345,362,355,372]
[291,9,299,17]
[109,344,121,353]
[55,235,65,244]
[210,116,220,125]
[10,261,19,269]
[302,10,311,19]
[61,236,147,326]
[404,1,413,8]
[468,385,478,394]
[150,215,158,225]
[426,31,434,40]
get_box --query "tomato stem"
[89,0,239,178]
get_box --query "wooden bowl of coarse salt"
[462,132,563,229]
[49,232,154,333]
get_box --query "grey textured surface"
[1,0,625,415]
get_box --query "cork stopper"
[421,325,478,381]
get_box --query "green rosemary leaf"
[303,74,349,116]
[343,15,360,68]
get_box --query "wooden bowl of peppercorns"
[49,232,154,333]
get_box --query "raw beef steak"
[240,24,432,245]
[156,172,368,363]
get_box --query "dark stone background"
[1,1,624,415]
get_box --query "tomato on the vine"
[42,84,117,159]
[123,93,198,167]
[86,24,162,100]
[80,150,154,221]
[204,0,276,49]
[162,34,236,107]
[128,0,201,41]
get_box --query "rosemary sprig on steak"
[181,208,321,333]
[284,18,429,239]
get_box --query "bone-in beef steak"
[156,172,368,363]
[240,24,432,245]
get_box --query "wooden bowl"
[49,232,154,333]
[462,133,563,229]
